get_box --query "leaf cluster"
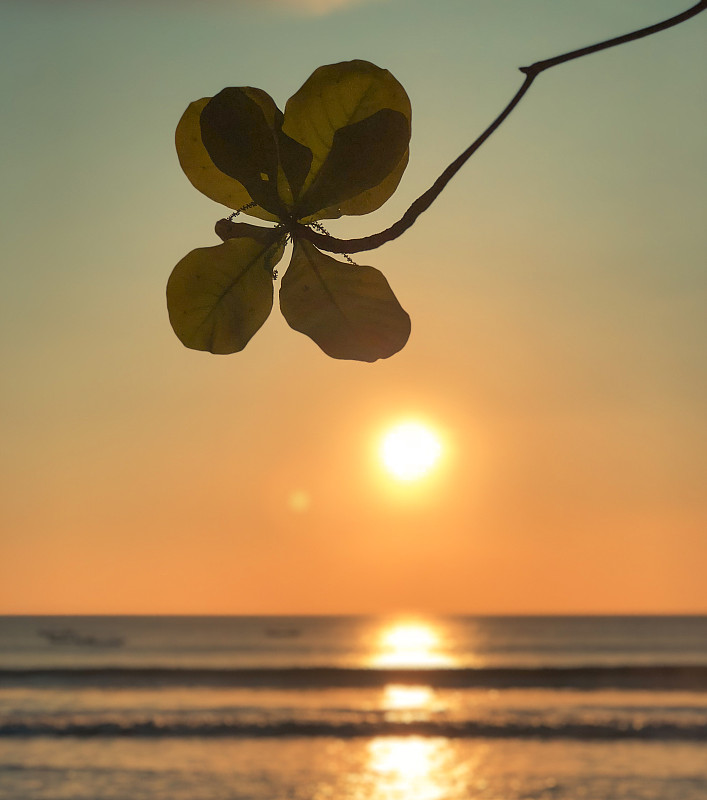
[168,60,412,362]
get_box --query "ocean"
[1,615,706,799]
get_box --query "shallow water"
[2,737,707,800]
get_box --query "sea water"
[1,615,706,799]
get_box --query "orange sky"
[1,0,706,614]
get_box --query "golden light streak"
[371,621,454,668]
[366,738,448,800]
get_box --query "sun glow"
[383,684,434,710]
[380,422,442,481]
[383,623,438,652]
[366,738,449,800]
[372,621,453,668]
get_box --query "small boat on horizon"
[37,627,125,648]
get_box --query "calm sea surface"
[1,615,706,799]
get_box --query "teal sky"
[1,0,705,614]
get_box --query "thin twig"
[292,0,706,255]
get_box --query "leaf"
[300,149,409,223]
[199,87,290,218]
[276,129,313,206]
[167,233,285,354]
[280,240,410,362]
[295,109,410,220]
[282,60,412,219]
[175,98,278,222]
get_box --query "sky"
[0,0,705,615]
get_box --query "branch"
[291,0,707,255]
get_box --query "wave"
[2,665,706,690]
[1,718,705,741]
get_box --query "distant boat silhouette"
[37,628,124,648]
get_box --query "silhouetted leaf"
[199,88,289,218]
[282,60,411,219]
[276,130,313,206]
[295,109,409,220]
[279,240,410,362]
[175,98,278,221]
[167,233,285,354]
[303,149,409,223]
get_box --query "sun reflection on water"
[383,684,434,710]
[353,621,464,798]
[370,621,454,668]
[366,737,449,800]
[381,683,447,725]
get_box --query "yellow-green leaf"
[199,87,289,218]
[167,234,285,354]
[282,60,411,219]
[175,98,278,222]
[280,239,410,362]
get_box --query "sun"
[380,421,442,481]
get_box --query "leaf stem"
[292,0,706,255]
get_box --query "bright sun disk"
[381,422,442,481]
